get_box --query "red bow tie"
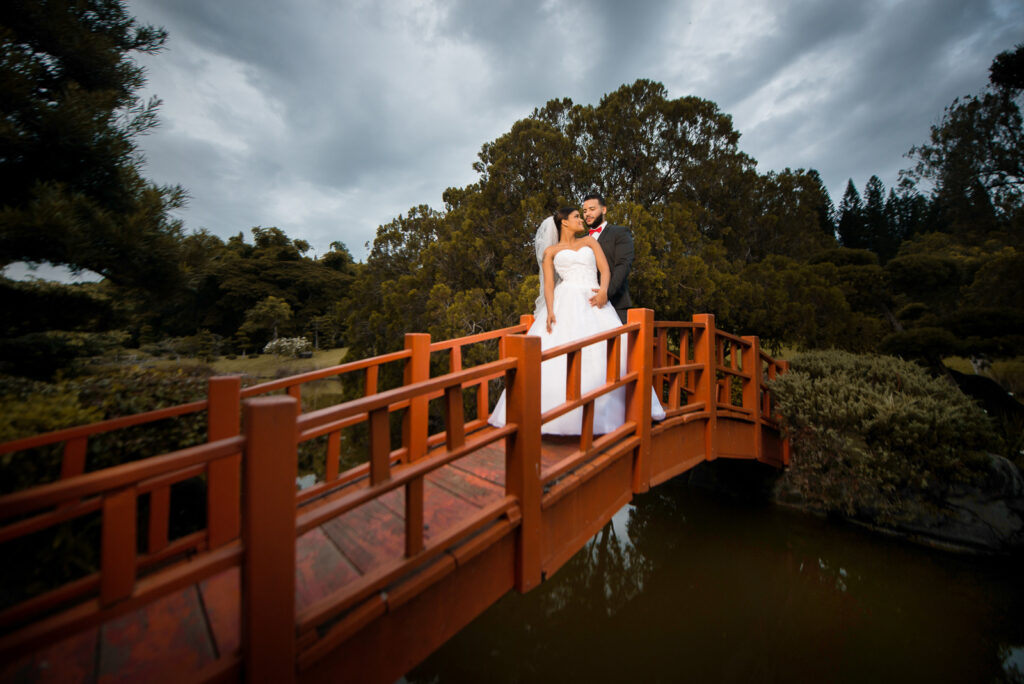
[589,226,602,235]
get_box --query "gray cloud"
[108,0,1024,265]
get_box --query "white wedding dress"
[488,245,666,435]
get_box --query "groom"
[583,193,634,323]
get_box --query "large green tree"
[837,180,865,249]
[902,43,1024,235]
[883,44,1024,367]
[0,0,185,288]
[135,227,355,346]
[346,80,840,358]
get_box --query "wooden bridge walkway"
[0,311,788,683]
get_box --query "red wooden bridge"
[0,311,788,683]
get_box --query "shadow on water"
[407,471,1024,683]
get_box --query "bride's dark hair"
[553,206,577,228]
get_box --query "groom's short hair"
[583,192,606,207]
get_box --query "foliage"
[0,363,213,494]
[264,336,312,357]
[838,176,918,262]
[768,350,999,523]
[136,228,354,348]
[0,278,116,337]
[344,81,837,360]
[0,375,102,493]
[242,294,293,343]
[882,239,1024,365]
[0,329,130,380]
[0,364,215,607]
[902,42,1024,226]
[0,0,186,289]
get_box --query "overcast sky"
[9,0,1023,281]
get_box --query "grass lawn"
[145,347,350,383]
[944,355,1024,395]
[208,347,349,380]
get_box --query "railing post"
[101,486,137,606]
[60,437,87,480]
[207,375,242,549]
[242,396,298,684]
[653,324,668,404]
[500,314,535,359]
[504,334,541,592]
[287,385,302,415]
[626,308,654,494]
[693,314,718,461]
[404,333,431,463]
[741,336,763,463]
[58,436,87,513]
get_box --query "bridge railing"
[0,310,787,679]
[652,313,789,465]
[0,431,247,677]
[248,310,661,674]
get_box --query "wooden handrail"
[0,309,789,682]
[428,320,531,352]
[539,321,641,362]
[0,399,208,455]
[0,436,245,519]
[296,358,516,435]
[239,347,413,398]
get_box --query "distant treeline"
[1,2,1022,381]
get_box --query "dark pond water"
[405,474,1024,683]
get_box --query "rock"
[865,453,1024,553]
[770,453,1024,554]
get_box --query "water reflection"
[408,476,1024,683]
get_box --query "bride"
[489,207,666,434]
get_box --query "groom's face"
[582,199,605,228]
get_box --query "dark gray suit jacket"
[594,223,634,322]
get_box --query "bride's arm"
[543,247,557,331]
[588,239,610,307]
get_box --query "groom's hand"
[589,288,608,307]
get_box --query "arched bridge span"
[0,311,788,683]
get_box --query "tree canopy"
[343,80,839,358]
[2,1,1022,389]
[0,0,186,289]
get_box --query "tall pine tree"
[0,0,184,288]
[837,179,866,249]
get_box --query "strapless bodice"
[553,247,598,287]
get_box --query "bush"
[0,366,216,609]
[767,350,999,522]
[0,376,104,494]
[0,330,131,380]
[0,365,215,493]
[264,336,312,357]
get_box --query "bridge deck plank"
[200,567,240,659]
[296,527,360,613]
[98,584,216,681]
[0,434,631,683]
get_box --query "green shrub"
[0,367,215,607]
[0,330,130,380]
[767,350,999,522]
[0,365,214,492]
[68,365,212,473]
[0,376,104,494]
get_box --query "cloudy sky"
[34,0,1024,277]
